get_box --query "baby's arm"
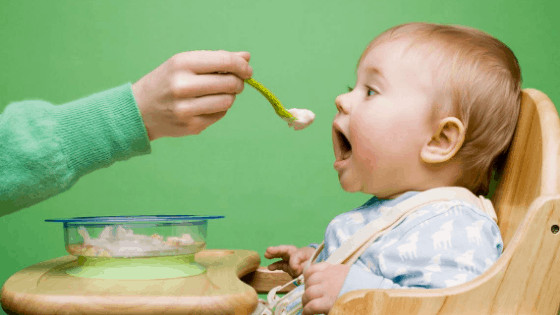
[339,202,502,295]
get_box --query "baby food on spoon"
[287,108,316,130]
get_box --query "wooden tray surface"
[1,249,260,315]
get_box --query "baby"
[265,22,521,315]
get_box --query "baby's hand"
[264,245,316,278]
[301,262,351,315]
[132,50,253,140]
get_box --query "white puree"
[286,108,315,130]
[78,225,194,257]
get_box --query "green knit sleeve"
[0,84,151,216]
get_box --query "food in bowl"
[46,215,223,258]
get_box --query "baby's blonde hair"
[364,22,522,195]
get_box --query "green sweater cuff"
[53,83,151,179]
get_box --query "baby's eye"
[367,89,376,96]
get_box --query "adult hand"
[301,262,351,315]
[265,245,316,278]
[132,50,253,140]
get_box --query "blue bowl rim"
[45,215,224,223]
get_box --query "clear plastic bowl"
[46,215,224,258]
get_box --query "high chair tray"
[1,249,260,315]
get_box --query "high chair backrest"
[491,89,560,247]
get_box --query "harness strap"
[328,186,497,266]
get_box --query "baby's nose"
[335,93,351,114]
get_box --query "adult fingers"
[199,111,227,123]
[264,245,297,260]
[172,110,228,136]
[174,50,253,79]
[234,51,251,62]
[176,94,236,117]
[194,111,228,134]
[172,73,245,98]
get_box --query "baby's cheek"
[354,148,377,172]
[350,128,378,167]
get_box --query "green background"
[1,0,559,312]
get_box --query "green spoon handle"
[245,78,295,122]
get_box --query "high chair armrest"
[241,267,296,293]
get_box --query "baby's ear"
[421,117,465,164]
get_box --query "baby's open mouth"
[334,127,352,161]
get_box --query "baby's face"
[332,39,438,198]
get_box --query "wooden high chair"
[245,89,560,314]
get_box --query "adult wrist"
[52,83,151,178]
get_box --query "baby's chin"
[337,174,362,193]
[339,177,388,196]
